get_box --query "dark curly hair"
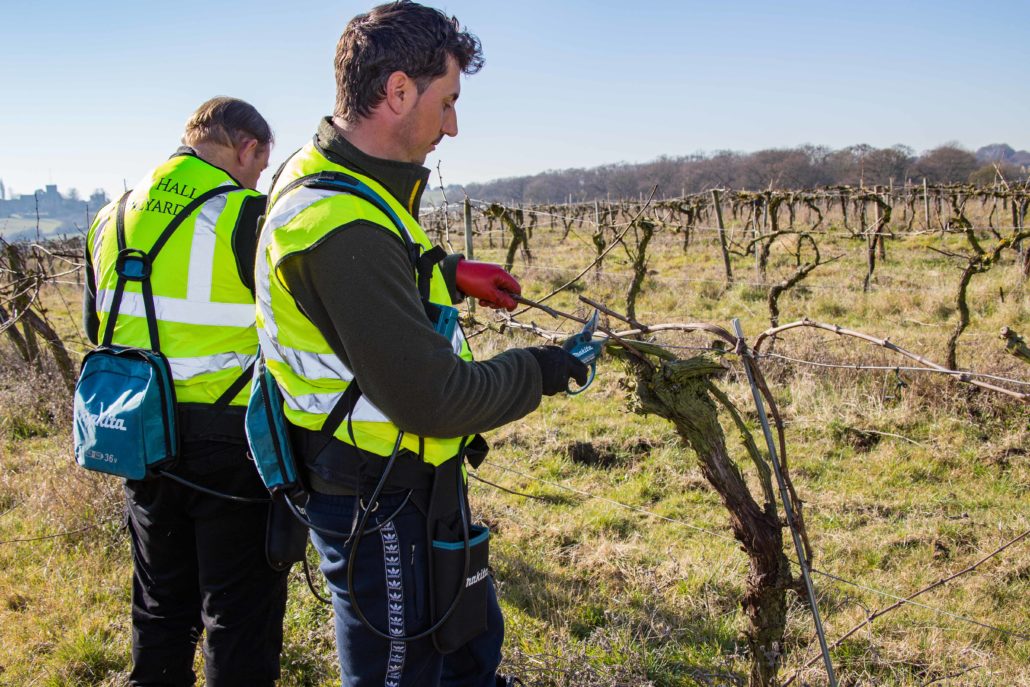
[334,1,484,123]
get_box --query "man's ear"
[383,70,417,115]
[236,137,259,165]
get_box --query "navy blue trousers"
[125,439,289,687]
[307,490,504,687]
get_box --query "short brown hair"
[182,97,273,148]
[334,1,484,123]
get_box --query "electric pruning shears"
[562,310,608,394]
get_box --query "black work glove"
[526,346,590,396]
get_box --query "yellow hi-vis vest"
[256,142,473,466]
[87,153,260,405]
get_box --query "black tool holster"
[425,435,492,653]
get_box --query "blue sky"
[1,1,1027,199]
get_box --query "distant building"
[0,183,109,240]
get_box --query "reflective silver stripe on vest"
[186,193,230,302]
[258,328,354,382]
[268,186,339,233]
[257,182,420,428]
[91,213,112,271]
[282,386,389,423]
[450,326,465,355]
[96,289,256,328]
[166,351,256,381]
[255,186,350,382]
[255,186,340,343]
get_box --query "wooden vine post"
[463,198,476,315]
[591,201,607,277]
[874,186,886,261]
[754,197,764,279]
[923,178,931,232]
[1018,195,1030,279]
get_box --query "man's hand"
[455,259,520,311]
[526,346,590,396]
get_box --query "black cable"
[158,471,270,504]
[469,472,550,502]
[344,434,472,643]
[302,554,332,605]
[0,519,116,546]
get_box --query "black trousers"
[125,438,289,687]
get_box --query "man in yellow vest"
[84,97,288,686]
[256,2,587,685]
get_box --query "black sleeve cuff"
[441,253,465,304]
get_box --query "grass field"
[0,217,70,242]
[0,202,1027,686]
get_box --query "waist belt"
[291,425,436,494]
[178,403,247,442]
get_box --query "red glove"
[454,259,521,311]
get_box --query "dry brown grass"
[1,202,1027,685]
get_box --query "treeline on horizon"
[457,143,1030,204]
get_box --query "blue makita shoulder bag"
[245,356,302,494]
[74,186,234,480]
[74,345,177,480]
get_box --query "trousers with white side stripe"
[306,490,504,687]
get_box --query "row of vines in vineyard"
[417,182,1028,685]
[1,182,1026,686]
[422,182,1029,385]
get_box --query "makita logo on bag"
[465,567,489,588]
[88,404,127,431]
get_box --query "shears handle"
[563,336,604,395]
[566,361,597,395]
[561,309,604,396]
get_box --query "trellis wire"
[806,566,1030,642]
[473,460,1028,643]
[490,314,1026,389]
[479,461,737,543]
[759,352,1030,388]
[490,263,996,296]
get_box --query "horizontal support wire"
[480,263,1020,296]
[456,211,1028,239]
[759,352,1030,388]
[475,459,1028,643]
[0,517,118,546]
[804,565,1030,642]
[478,461,737,543]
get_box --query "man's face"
[398,56,460,165]
[237,140,271,190]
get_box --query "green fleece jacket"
[277,119,543,453]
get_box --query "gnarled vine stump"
[628,354,792,687]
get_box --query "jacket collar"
[314,117,430,219]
